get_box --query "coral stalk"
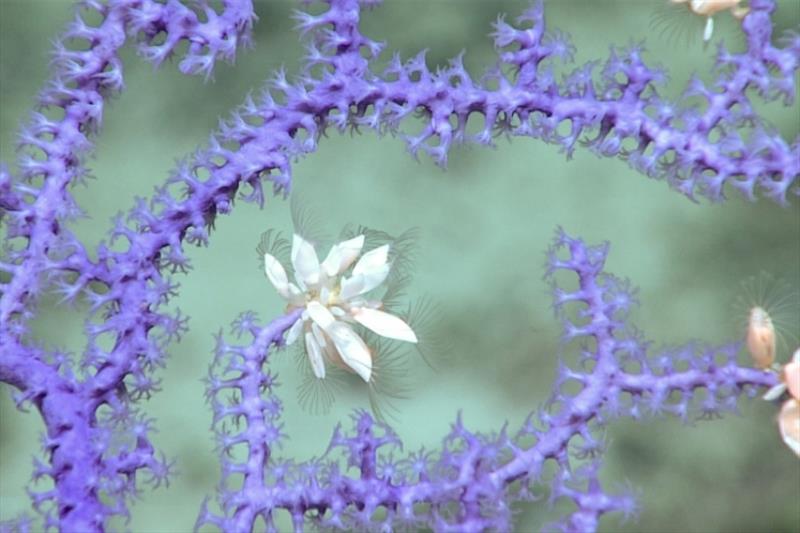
[0,0,796,530]
[199,230,778,532]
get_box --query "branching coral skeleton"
[198,229,781,531]
[0,0,797,531]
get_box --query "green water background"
[1,1,799,531]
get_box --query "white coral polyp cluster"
[263,234,417,382]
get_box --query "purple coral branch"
[1,0,254,333]
[0,0,795,530]
[198,309,303,532]
[1,1,254,529]
[200,229,778,532]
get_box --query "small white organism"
[263,233,418,384]
[671,0,749,44]
[651,0,749,47]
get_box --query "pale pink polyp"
[783,359,800,401]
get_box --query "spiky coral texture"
[198,229,778,532]
[0,0,795,531]
[1,0,255,529]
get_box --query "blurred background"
[1,1,798,531]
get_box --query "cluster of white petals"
[263,234,417,383]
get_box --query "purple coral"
[1,1,255,529]
[0,0,796,531]
[199,229,778,532]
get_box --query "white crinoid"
[263,233,418,383]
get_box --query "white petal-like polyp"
[321,235,365,277]
[764,383,787,401]
[778,398,800,457]
[311,322,327,349]
[327,322,372,382]
[360,263,391,294]
[353,244,389,277]
[339,275,366,301]
[292,234,321,287]
[337,235,365,272]
[307,300,336,330]
[305,331,326,379]
[703,16,714,42]
[321,245,342,277]
[340,265,391,300]
[353,308,418,343]
[285,318,304,346]
[264,254,290,298]
[785,350,800,401]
